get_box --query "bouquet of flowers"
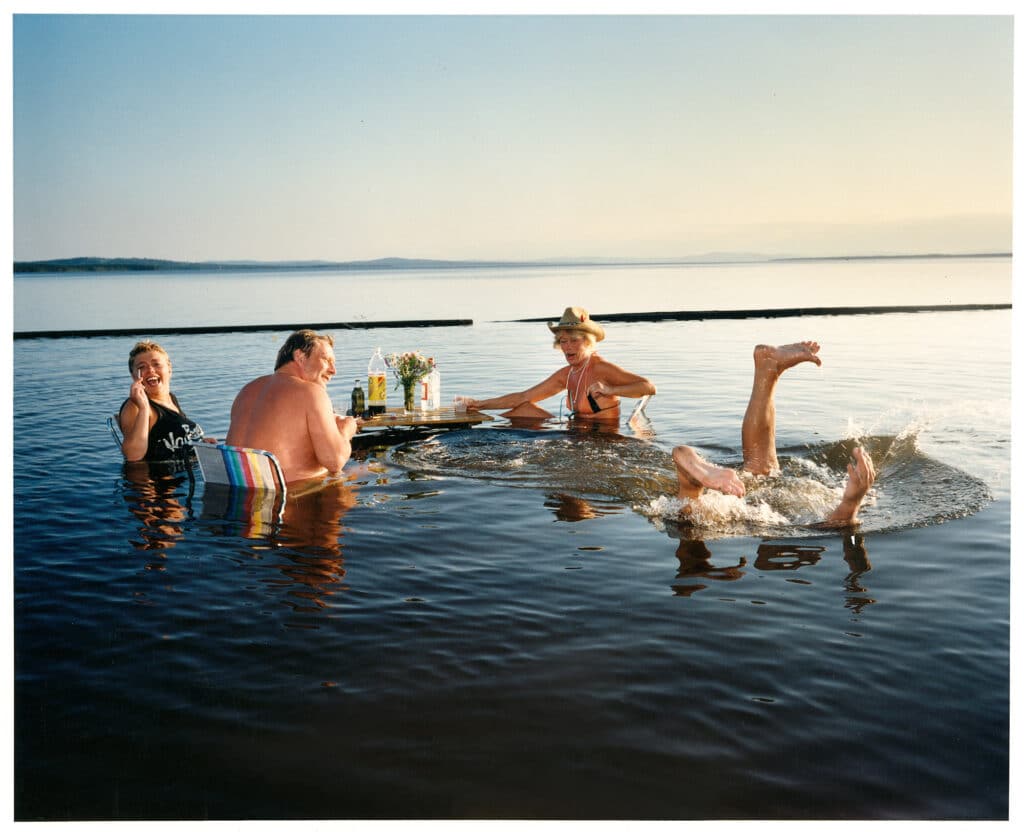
[385,351,432,387]
[386,350,432,411]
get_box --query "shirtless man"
[673,341,876,528]
[226,329,358,484]
[466,307,656,423]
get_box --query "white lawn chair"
[627,394,654,435]
[107,414,124,449]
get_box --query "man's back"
[227,373,333,483]
[226,330,357,484]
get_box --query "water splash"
[392,425,992,539]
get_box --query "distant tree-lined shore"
[13,252,1010,274]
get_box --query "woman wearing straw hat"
[465,307,656,423]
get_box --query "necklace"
[567,356,591,412]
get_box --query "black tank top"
[121,394,204,462]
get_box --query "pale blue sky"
[11,12,1014,261]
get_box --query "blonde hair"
[128,340,170,372]
[552,331,596,349]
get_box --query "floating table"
[353,406,493,447]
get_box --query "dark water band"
[511,303,1010,324]
[12,303,1010,340]
[14,318,474,340]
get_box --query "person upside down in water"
[672,341,876,528]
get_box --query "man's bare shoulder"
[240,372,309,393]
[237,373,274,393]
[257,373,331,403]
[233,373,276,404]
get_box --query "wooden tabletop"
[357,406,494,431]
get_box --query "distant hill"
[12,256,515,274]
[13,252,1010,274]
[15,257,193,273]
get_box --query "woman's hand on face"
[129,371,151,411]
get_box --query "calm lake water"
[12,258,1011,819]
[12,254,1011,332]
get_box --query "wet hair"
[275,329,334,370]
[128,340,170,372]
[552,330,597,349]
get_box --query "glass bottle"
[428,358,441,411]
[350,378,365,418]
[367,347,387,415]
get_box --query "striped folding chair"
[192,442,287,494]
[192,442,288,529]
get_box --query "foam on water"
[640,457,853,539]
[392,422,991,540]
[644,491,790,530]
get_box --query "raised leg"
[673,445,746,501]
[740,341,821,475]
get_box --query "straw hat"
[547,307,605,342]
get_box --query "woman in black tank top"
[118,340,205,463]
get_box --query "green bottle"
[350,378,366,417]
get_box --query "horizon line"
[13,250,1013,273]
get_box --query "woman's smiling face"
[131,350,172,397]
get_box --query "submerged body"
[118,340,206,463]
[122,396,204,462]
[226,330,357,484]
[466,306,656,423]
[672,342,876,528]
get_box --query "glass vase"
[402,378,416,413]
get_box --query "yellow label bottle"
[367,347,387,415]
